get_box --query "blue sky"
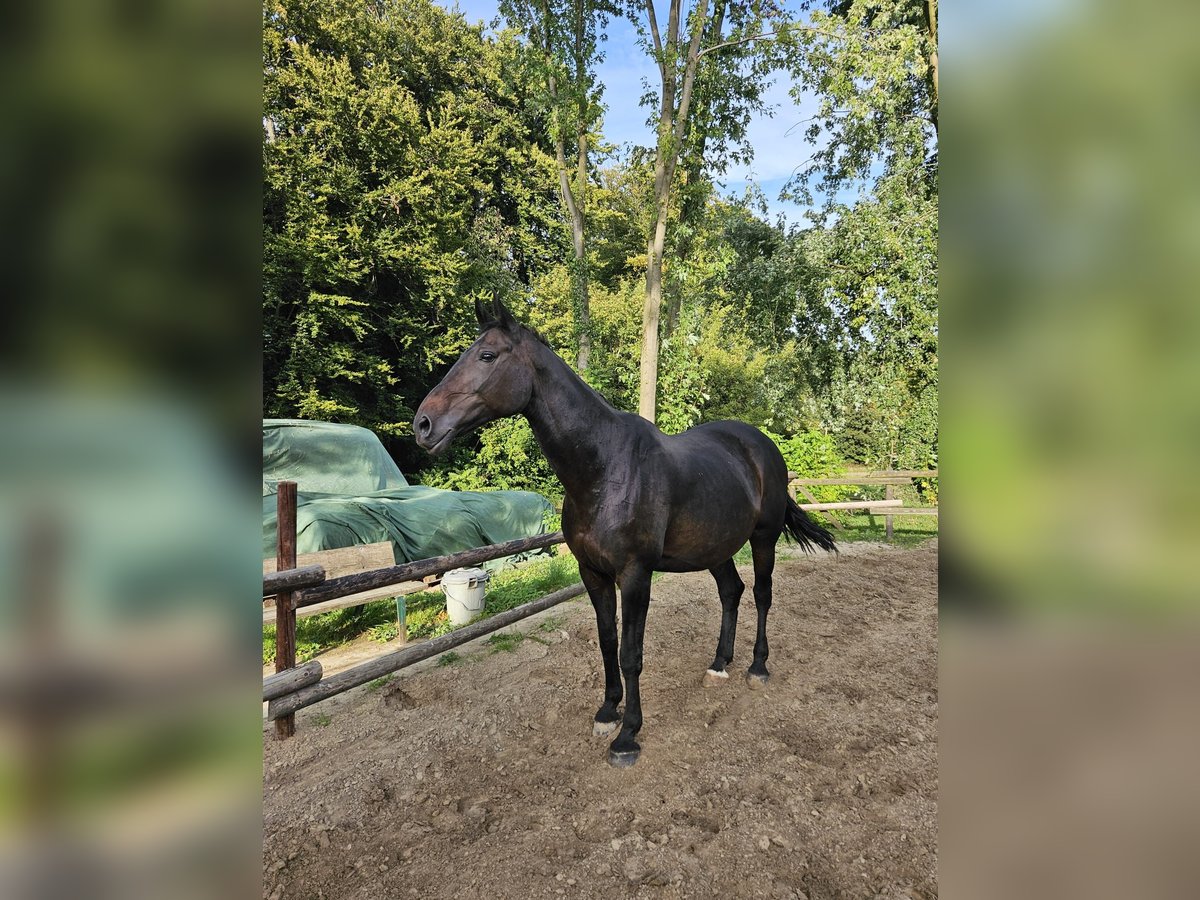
[438,0,833,226]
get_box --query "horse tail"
[783,496,838,553]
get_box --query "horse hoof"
[746,671,769,690]
[608,747,641,768]
[703,669,730,687]
[593,718,620,737]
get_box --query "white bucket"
[442,567,491,625]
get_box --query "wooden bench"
[262,541,439,623]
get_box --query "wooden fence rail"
[789,469,938,540]
[263,564,326,596]
[263,660,323,701]
[799,499,902,512]
[294,531,565,610]
[268,582,588,720]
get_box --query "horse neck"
[522,341,622,499]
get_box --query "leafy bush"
[762,428,844,478]
[762,428,850,503]
[418,417,561,499]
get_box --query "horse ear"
[474,295,492,327]
[493,297,516,331]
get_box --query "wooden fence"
[264,482,578,738]
[789,469,938,540]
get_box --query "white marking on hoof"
[746,672,769,690]
[702,669,730,687]
[593,718,619,737]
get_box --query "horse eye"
[479,350,497,362]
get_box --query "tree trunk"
[544,0,592,372]
[637,0,709,423]
[639,207,670,420]
[554,127,590,371]
[572,3,592,371]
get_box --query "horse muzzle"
[413,411,455,455]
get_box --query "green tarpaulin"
[263,420,552,569]
[264,419,410,495]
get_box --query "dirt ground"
[263,540,938,900]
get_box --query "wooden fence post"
[275,481,298,739]
[885,484,894,541]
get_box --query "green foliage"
[417,417,561,499]
[485,632,524,653]
[655,317,709,435]
[437,651,463,667]
[778,0,938,470]
[761,429,846,480]
[760,427,849,504]
[263,0,565,467]
[783,0,936,204]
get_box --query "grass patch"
[369,621,399,643]
[365,674,395,693]
[820,510,938,548]
[485,632,524,653]
[437,651,464,667]
[308,712,332,727]
[264,599,402,666]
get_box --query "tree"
[633,0,789,422]
[262,0,563,468]
[503,0,614,370]
[783,0,939,467]
[785,0,936,202]
[666,0,785,337]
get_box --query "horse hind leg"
[703,558,744,686]
[746,533,777,689]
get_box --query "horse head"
[414,297,537,455]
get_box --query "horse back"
[666,420,788,493]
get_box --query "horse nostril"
[416,414,432,438]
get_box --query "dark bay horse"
[415,299,835,767]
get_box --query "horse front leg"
[580,563,622,736]
[609,566,651,768]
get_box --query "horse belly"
[657,468,760,571]
[658,514,756,573]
